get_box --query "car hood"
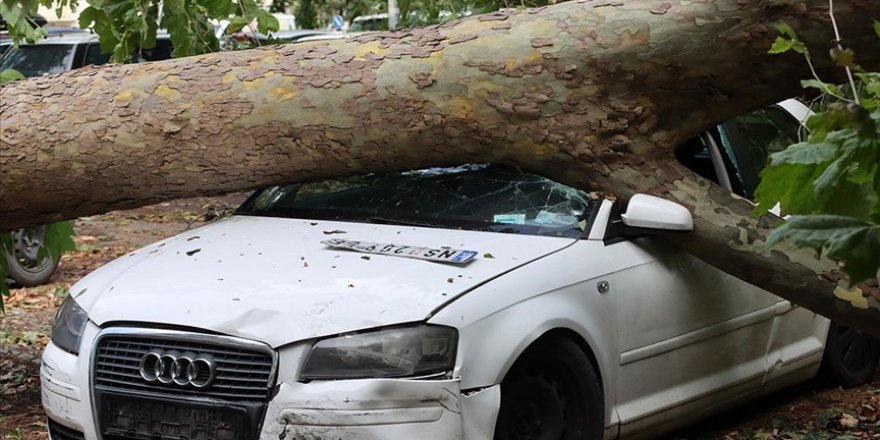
[76,216,577,347]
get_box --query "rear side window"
[84,43,111,67]
[714,106,803,199]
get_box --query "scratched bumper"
[260,379,500,440]
[42,332,500,440]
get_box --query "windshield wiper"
[366,216,451,229]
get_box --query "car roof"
[273,29,331,40]
[294,32,353,43]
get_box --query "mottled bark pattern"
[1,1,879,334]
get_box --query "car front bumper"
[41,332,500,440]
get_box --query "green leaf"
[801,79,843,97]
[830,47,860,71]
[238,0,261,20]
[0,1,22,27]
[37,221,77,263]
[769,142,837,166]
[766,216,880,284]
[776,22,797,40]
[256,9,279,35]
[805,107,856,141]
[142,19,158,49]
[77,5,96,28]
[80,7,119,54]
[200,0,236,18]
[753,162,824,216]
[813,156,848,198]
[772,23,807,56]
[225,15,248,34]
[768,36,793,54]
[873,20,880,40]
[0,69,26,84]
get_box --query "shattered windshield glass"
[239,164,593,237]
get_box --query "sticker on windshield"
[535,211,558,224]
[493,214,526,225]
[322,239,478,264]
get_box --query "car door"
[709,102,830,380]
[611,104,820,436]
[607,226,779,437]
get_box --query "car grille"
[93,331,276,402]
[48,419,85,440]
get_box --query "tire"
[5,226,59,287]
[494,337,603,440]
[819,322,880,387]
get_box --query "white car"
[41,101,879,440]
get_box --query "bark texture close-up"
[1,1,879,335]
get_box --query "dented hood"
[76,216,576,347]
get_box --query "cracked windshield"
[240,164,593,237]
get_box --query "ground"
[1,196,878,439]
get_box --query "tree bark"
[1,0,879,335]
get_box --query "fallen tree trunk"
[1,0,879,335]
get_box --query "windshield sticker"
[322,239,478,264]
[535,211,558,224]
[493,214,526,225]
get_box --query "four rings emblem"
[139,351,217,388]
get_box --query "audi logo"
[139,351,216,388]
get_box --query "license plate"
[322,239,478,264]
[102,395,248,440]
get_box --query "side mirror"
[621,194,693,232]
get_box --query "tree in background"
[294,0,317,29]
[1,0,280,61]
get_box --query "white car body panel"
[74,216,576,347]
[777,98,813,127]
[432,227,828,438]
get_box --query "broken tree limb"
[1,0,879,335]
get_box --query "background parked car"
[0,30,173,75]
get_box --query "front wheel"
[494,337,603,440]
[5,226,59,287]
[819,322,880,387]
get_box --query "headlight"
[300,325,457,380]
[51,295,89,355]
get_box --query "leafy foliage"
[2,0,279,62]
[766,216,880,283]
[0,68,26,83]
[755,22,880,284]
[0,0,50,43]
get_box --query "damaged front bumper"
[264,380,500,440]
[42,336,500,440]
